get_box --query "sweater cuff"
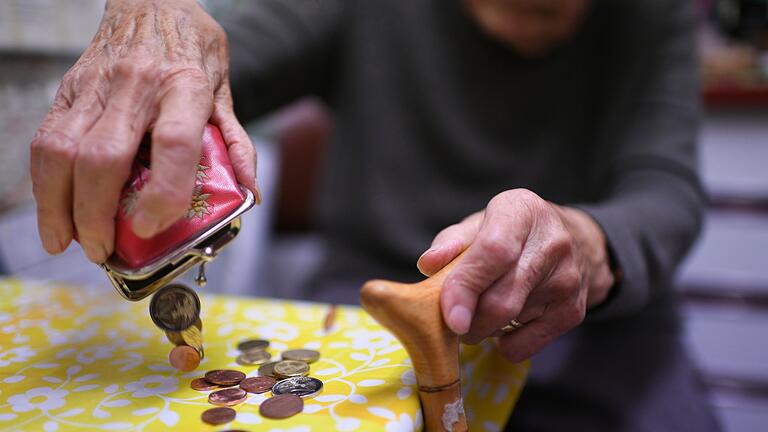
[574,202,649,321]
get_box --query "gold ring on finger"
[500,319,524,333]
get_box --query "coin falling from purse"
[78,124,256,371]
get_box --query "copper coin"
[169,345,200,372]
[236,350,271,366]
[281,349,320,364]
[208,387,247,407]
[237,339,269,352]
[273,360,310,379]
[258,361,279,378]
[201,406,236,425]
[259,394,304,419]
[205,369,246,386]
[240,376,276,394]
[190,377,219,391]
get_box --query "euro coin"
[258,361,279,378]
[237,339,269,352]
[165,330,185,346]
[281,349,320,364]
[180,325,204,357]
[190,377,219,391]
[205,370,246,386]
[240,376,276,394]
[208,387,247,407]
[149,283,200,332]
[273,360,310,379]
[259,394,303,419]
[201,406,236,425]
[169,345,200,372]
[236,350,271,366]
[271,376,323,399]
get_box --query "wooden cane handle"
[360,253,468,432]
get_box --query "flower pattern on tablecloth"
[0,279,528,431]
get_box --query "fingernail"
[419,246,439,260]
[132,211,160,239]
[40,229,63,255]
[448,305,472,335]
[82,243,106,264]
[416,247,439,275]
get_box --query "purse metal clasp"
[101,187,256,301]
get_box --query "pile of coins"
[148,283,205,372]
[191,339,324,425]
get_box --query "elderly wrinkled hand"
[30,0,258,264]
[417,189,615,362]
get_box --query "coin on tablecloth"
[273,360,310,379]
[237,339,269,352]
[258,361,279,377]
[149,283,200,331]
[201,406,236,425]
[236,350,271,366]
[240,376,276,394]
[281,349,320,364]
[271,376,324,399]
[208,387,247,406]
[205,370,246,386]
[259,394,304,419]
[190,377,220,391]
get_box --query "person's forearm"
[576,169,704,319]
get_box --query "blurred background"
[0,1,766,430]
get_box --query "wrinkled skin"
[30,0,258,264]
[33,0,611,364]
[417,189,614,362]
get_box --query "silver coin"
[236,350,271,366]
[271,376,323,399]
[237,339,269,352]
[149,284,200,331]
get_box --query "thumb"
[417,211,483,276]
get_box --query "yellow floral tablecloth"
[0,278,528,431]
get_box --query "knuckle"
[34,130,79,161]
[510,188,541,204]
[486,293,514,320]
[477,230,513,259]
[544,229,573,256]
[561,263,582,287]
[564,302,586,328]
[152,125,198,150]
[76,139,132,171]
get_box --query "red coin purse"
[100,124,255,301]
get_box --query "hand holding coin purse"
[100,124,255,300]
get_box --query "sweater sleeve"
[576,0,705,320]
[217,0,344,123]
